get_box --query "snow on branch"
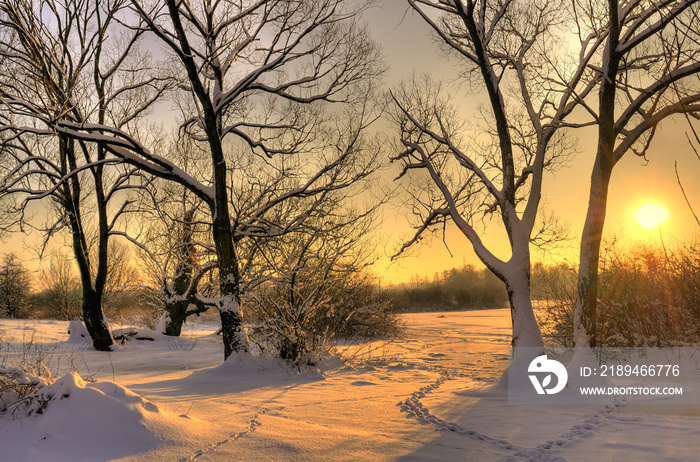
[391,91,501,200]
[614,97,700,160]
[52,123,214,204]
[614,61,700,135]
[616,0,693,55]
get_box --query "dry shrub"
[0,331,55,420]
[537,240,700,347]
[0,366,52,420]
[595,243,700,346]
[247,274,401,369]
[532,262,577,347]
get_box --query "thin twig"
[674,161,700,228]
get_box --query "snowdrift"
[0,372,205,461]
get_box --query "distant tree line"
[387,265,508,312]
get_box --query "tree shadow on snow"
[131,354,324,398]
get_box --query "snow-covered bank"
[1,310,698,461]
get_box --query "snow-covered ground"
[1,310,698,461]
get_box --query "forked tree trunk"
[81,288,113,351]
[477,227,543,351]
[63,137,113,352]
[161,209,199,337]
[162,298,212,336]
[162,300,189,337]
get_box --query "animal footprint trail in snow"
[398,373,619,461]
[178,408,269,462]
[397,375,524,453]
[496,404,619,462]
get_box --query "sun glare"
[635,203,670,229]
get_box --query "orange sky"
[2,4,700,287]
[367,5,700,285]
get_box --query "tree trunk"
[574,2,620,347]
[211,200,248,360]
[574,150,614,347]
[163,300,189,336]
[220,308,246,360]
[55,135,113,351]
[81,288,113,351]
[504,262,543,349]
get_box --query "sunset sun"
[635,202,670,229]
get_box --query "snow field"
[1,310,699,461]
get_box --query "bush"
[0,328,56,420]
[537,240,700,347]
[247,273,401,369]
[0,366,51,420]
[531,261,577,347]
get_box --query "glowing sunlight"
[635,202,670,229]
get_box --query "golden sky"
[368,4,700,285]
[2,3,699,287]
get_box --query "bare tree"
[38,253,81,320]
[390,0,606,349]
[0,0,168,349]
[0,252,31,318]
[130,0,385,360]
[573,0,700,347]
[129,121,386,341]
[131,180,217,337]
[1,0,386,360]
